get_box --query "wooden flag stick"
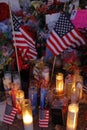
[51,56,56,82]
[8,2,22,88]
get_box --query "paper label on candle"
[29,87,37,115]
[24,124,33,130]
[16,93,24,114]
[68,111,75,121]
[40,87,48,109]
[42,66,50,83]
[67,111,78,128]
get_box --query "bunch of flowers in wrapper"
[0,31,13,70]
[61,48,81,73]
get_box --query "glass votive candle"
[56,73,64,96]
[65,74,73,100]
[16,90,25,119]
[42,66,50,84]
[11,83,20,107]
[66,103,79,130]
[28,80,37,115]
[71,87,80,103]
[22,99,33,130]
[3,72,12,96]
[0,91,6,122]
[12,72,21,89]
[76,82,83,100]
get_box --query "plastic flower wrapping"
[0,26,13,69]
[61,48,81,73]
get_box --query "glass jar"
[3,71,12,97]
[22,99,33,130]
[0,91,6,123]
[42,66,50,84]
[66,103,79,130]
[16,90,25,119]
[65,74,73,100]
[56,73,64,96]
[11,83,20,107]
[12,72,21,89]
[71,87,80,103]
[28,80,37,115]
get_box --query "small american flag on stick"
[39,109,49,128]
[46,12,86,56]
[3,103,17,125]
[12,14,37,60]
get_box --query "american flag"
[12,14,37,60]
[3,103,17,125]
[39,109,49,128]
[46,13,86,56]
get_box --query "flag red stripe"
[20,27,35,45]
[39,125,48,127]
[3,120,13,124]
[54,32,67,51]
[51,31,63,52]
[39,120,49,122]
[70,31,81,46]
[63,32,75,47]
[13,32,35,49]
[39,109,49,128]
[47,32,61,55]
[3,115,14,120]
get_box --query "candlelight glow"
[15,90,25,119]
[66,103,79,130]
[22,99,33,130]
[23,111,33,124]
[56,73,64,95]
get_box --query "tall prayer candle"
[56,73,64,96]
[29,84,37,115]
[66,103,79,130]
[76,82,83,100]
[16,90,25,119]
[3,72,11,96]
[42,66,50,83]
[11,83,20,107]
[13,72,21,89]
[71,87,80,103]
[22,99,33,130]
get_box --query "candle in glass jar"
[22,99,33,130]
[56,73,64,95]
[13,72,21,89]
[71,87,80,103]
[16,90,25,119]
[66,103,79,130]
[76,82,83,100]
[42,66,50,84]
[3,72,12,96]
[11,83,20,107]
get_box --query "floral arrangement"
[0,30,13,69]
[0,0,87,72]
[61,48,81,73]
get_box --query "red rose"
[0,2,10,22]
